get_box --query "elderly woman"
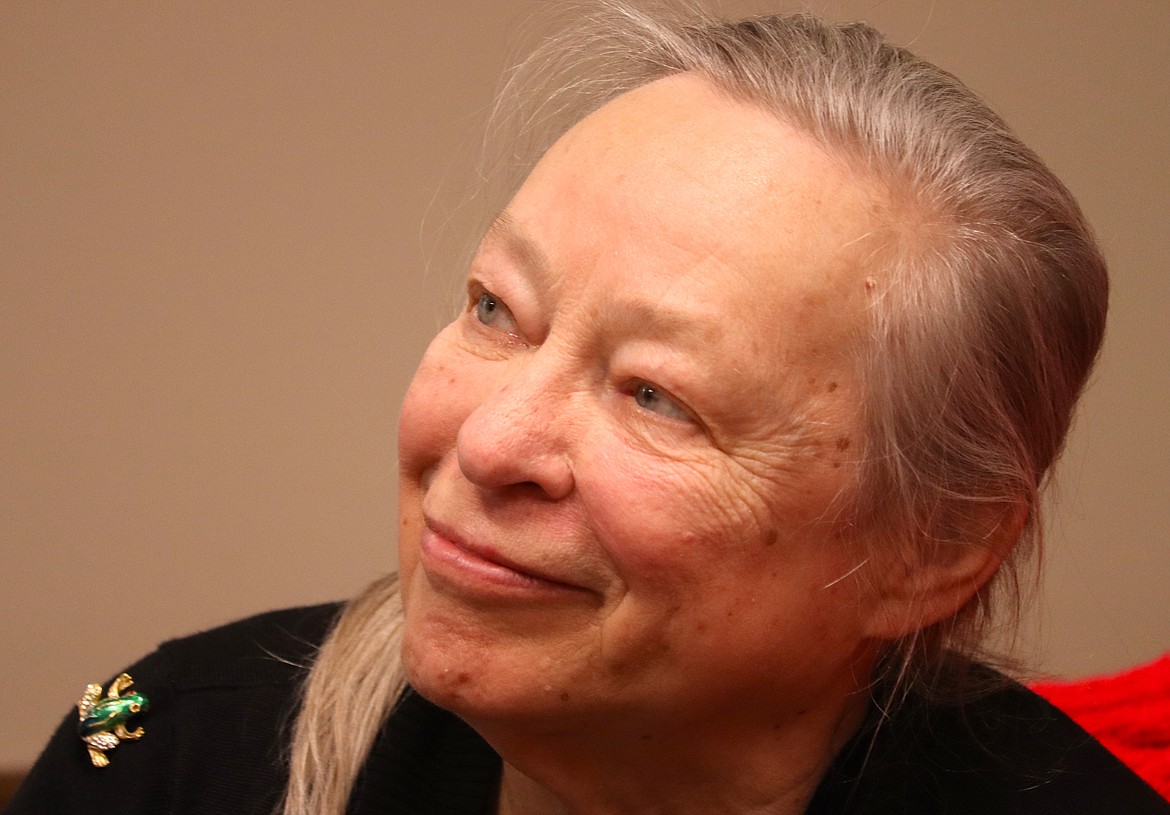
[9,6,1169,815]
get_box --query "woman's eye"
[472,289,518,333]
[631,382,692,423]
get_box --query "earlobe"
[862,503,1026,641]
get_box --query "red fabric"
[1032,654,1170,800]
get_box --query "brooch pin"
[77,672,150,767]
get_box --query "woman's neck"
[484,692,869,815]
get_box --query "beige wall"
[2,0,1167,771]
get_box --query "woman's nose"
[455,358,575,500]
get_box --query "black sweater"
[7,604,1169,814]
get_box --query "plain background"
[2,0,1167,771]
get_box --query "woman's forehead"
[494,74,883,356]
[507,73,879,295]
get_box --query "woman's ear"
[862,503,1027,641]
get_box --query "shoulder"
[7,603,344,815]
[815,671,1170,814]
[930,679,1169,812]
[152,602,343,689]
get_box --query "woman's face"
[398,74,889,740]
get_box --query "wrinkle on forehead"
[524,75,888,304]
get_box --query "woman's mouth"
[418,518,594,602]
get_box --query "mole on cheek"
[827,381,838,393]
[835,437,850,451]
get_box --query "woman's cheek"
[580,441,725,580]
[398,378,449,471]
[398,337,481,469]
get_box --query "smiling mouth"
[418,519,594,599]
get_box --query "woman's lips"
[418,519,592,599]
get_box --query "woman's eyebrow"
[485,211,717,346]
[484,211,554,285]
[599,299,700,343]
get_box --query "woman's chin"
[400,559,607,711]
[402,597,530,712]
[402,625,547,724]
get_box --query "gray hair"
[485,0,1106,691]
[283,5,1107,814]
